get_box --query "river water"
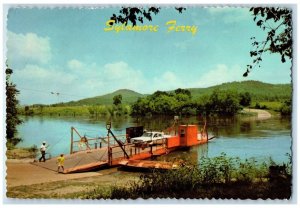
[16,114,292,164]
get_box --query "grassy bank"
[250,101,284,111]
[39,154,291,200]
[87,154,292,199]
[18,105,131,117]
[6,154,292,199]
[6,146,38,159]
[18,103,281,117]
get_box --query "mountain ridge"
[60,80,291,106]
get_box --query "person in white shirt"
[39,141,47,162]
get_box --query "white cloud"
[67,59,84,70]
[152,71,183,91]
[162,71,177,82]
[12,64,78,104]
[196,64,248,87]
[14,60,146,104]
[104,61,131,79]
[15,64,75,86]
[7,31,51,66]
[102,61,145,91]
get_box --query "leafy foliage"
[279,99,292,115]
[6,67,23,146]
[245,7,292,76]
[132,88,244,116]
[202,90,241,116]
[239,92,252,106]
[131,89,195,116]
[113,94,122,106]
[88,154,291,199]
[109,7,186,26]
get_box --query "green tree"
[280,99,292,115]
[174,88,192,99]
[244,7,292,76]
[131,97,150,116]
[132,89,196,116]
[6,66,22,147]
[239,92,252,107]
[113,94,122,106]
[153,94,178,115]
[205,90,241,116]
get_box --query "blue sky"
[6,6,292,105]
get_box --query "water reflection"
[157,144,208,165]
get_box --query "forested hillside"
[188,81,291,102]
[58,81,291,106]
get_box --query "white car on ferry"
[131,131,170,144]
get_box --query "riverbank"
[6,157,292,199]
[6,159,139,198]
[241,108,272,120]
[6,148,139,198]
[6,146,37,159]
[6,146,292,200]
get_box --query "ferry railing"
[70,134,127,154]
[106,138,169,165]
[108,143,135,165]
[148,138,167,153]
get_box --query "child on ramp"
[57,154,65,173]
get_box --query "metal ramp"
[31,148,109,173]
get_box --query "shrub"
[87,154,292,199]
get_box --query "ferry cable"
[17,87,84,99]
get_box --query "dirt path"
[244,108,272,120]
[6,160,102,187]
[6,159,140,198]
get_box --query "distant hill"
[188,80,292,101]
[64,89,145,106]
[59,81,291,106]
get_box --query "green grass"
[250,101,283,111]
[259,101,283,110]
[19,106,90,116]
[19,104,132,117]
[6,146,38,159]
